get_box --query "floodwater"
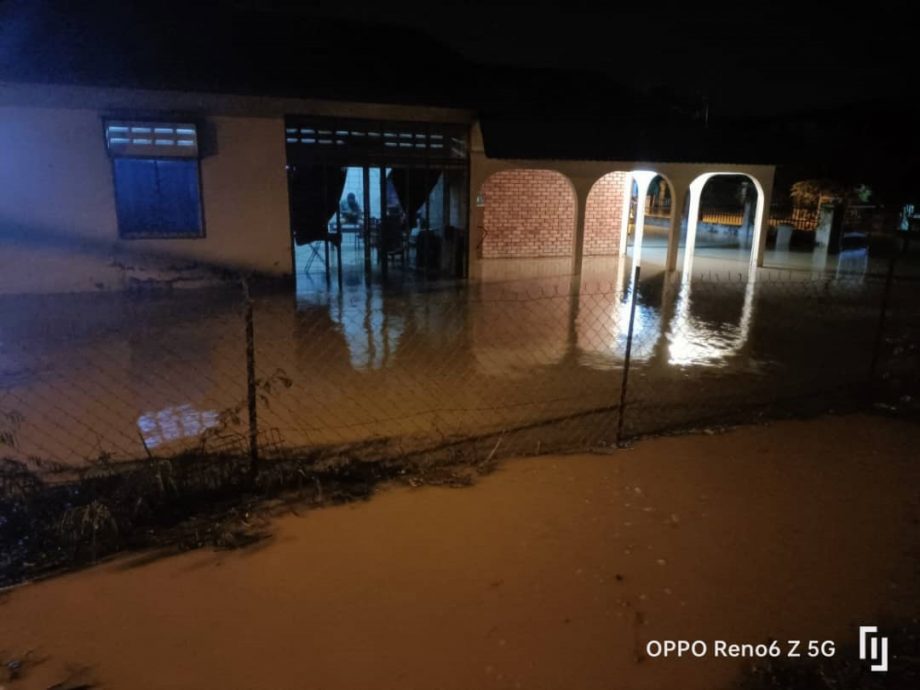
[1,414,917,689]
[0,251,900,468]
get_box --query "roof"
[0,2,474,108]
[3,1,920,190]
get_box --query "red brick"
[584,171,627,256]
[480,170,576,259]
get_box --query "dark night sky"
[2,0,918,187]
[1,0,913,118]
[251,0,913,117]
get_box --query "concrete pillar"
[630,171,656,267]
[466,126,492,282]
[570,177,593,277]
[665,182,690,272]
[681,174,712,281]
[750,173,774,270]
[618,173,633,256]
[467,166,490,282]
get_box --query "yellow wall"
[0,82,472,295]
[0,106,291,294]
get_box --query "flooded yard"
[1,413,917,689]
[0,257,911,470]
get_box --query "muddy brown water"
[1,414,917,689]
[0,260,899,468]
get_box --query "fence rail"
[769,206,819,231]
[640,202,821,232]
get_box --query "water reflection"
[837,248,869,278]
[575,258,662,369]
[574,255,761,370]
[138,404,219,450]
[666,275,757,367]
[3,252,885,468]
[299,290,406,370]
[472,291,570,377]
[297,253,771,376]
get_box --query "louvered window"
[105,120,204,238]
[284,117,468,166]
[105,121,199,158]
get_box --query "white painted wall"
[0,105,291,294]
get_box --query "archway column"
[618,173,634,256]
[467,166,491,281]
[751,175,773,269]
[665,177,691,272]
[570,176,595,277]
[681,174,714,281]
[629,171,658,267]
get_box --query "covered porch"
[469,153,781,285]
[468,135,879,285]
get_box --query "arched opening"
[584,171,630,256]
[477,169,576,280]
[623,173,674,268]
[678,173,765,277]
[582,170,629,278]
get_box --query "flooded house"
[0,3,912,474]
[0,7,784,299]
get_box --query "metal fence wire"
[0,266,917,479]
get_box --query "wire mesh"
[1,266,917,478]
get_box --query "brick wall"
[481,170,575,258]
[584,171,627,256]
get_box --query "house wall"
[584,171,627,256]
[0,82,474,296]
[477,169,628,260]
[0,105,291,294]
[480,169,575,258]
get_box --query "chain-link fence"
[2,261,918,582]
[2,264,917,479]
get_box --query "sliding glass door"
[285,116,469,290]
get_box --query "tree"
[789,179,871,209]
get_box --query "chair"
[303,242,325,274]
[302,232,342,276]
[414,229,441,271]
[379,216,408,267]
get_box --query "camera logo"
[859,626,888,672]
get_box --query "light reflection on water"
[138,403,219,449]
[667,277,757,368]
[0,253,884,465]
[306,262,763,377]
[574,256,759,371]
[332,292,406,370]
[301,261,764,375]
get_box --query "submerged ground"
[1,413,917,689]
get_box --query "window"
[105,120,204,238]
[283,116,469,165]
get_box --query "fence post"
[241,276,260,476]
[616,265,641,446]
[868,243,900,389]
